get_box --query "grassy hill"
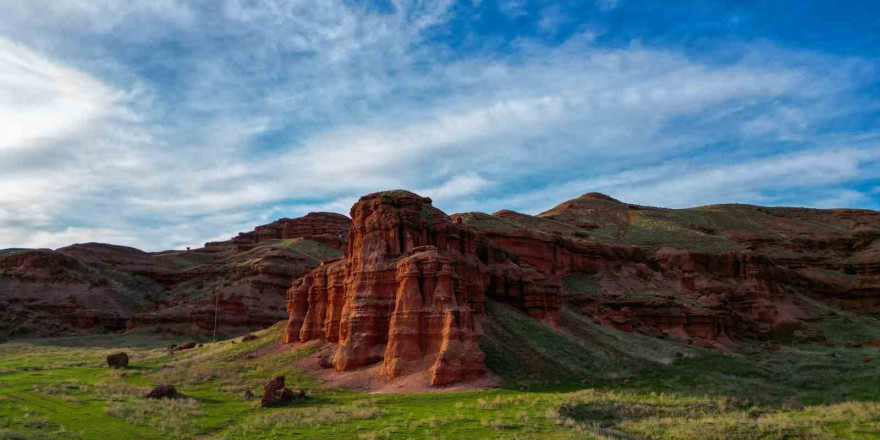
[2,298,877,440]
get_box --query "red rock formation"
[260,376,298,407]
[0,212,351,337]
[4,187,876,351]
[465,217,817,342]
[212,212,351,251]
[284,191,562,386]
[459,194,879,344]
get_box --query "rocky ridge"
[2,189,877,390]
[0,213,351,337]
[284,190,879,387]
[283,191,560,385]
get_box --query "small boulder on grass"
[177,341,197,350]
[145,385,178,399]
[260,376,305,407]
[107,352,129,368]
[242,333,257,342]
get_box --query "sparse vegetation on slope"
[1,304,878,440]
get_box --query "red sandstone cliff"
[458,194,879,343]
[209,212,350,251]
[3,189,877,356]
[283,191,561,386]
[0,212,351,337]
[283,191,878,386]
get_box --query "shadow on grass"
[482,298,880,409]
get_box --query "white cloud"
[490,146,880,213]
[808,190,869,209]
[21,227,149,250]
[0,38,123,149]
[0,1,875,251]
[418,173,495,202]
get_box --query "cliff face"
[283,191,878,387]
[0,249,148,336]
[283,191,562,386]
[460,195,879,344]
[207,212,351,251]
[5,186,877,385]
[127,213,352,333]
[468,223,809,342]
[0,213,351,337]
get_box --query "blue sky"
[0,0,878,251]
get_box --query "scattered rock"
[145,385,178,399]
[260,376,299,407]
[242,333,257,342]
[106,352,129,368]
[177,341,197,350]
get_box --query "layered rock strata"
[283,191,562,386]
[0,212,351,337]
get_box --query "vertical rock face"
[456,193,879,344]
[284,191,562,386]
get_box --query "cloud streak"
[0,0,876,251]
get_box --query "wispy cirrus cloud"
[0,0,877,251]
[492,145,880,213]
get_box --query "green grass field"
[1,306,878,440]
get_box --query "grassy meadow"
[1,304,878,440]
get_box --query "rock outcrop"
[283,191,563,386]
[4,187,877,366]
[0,212,351,337]
[260,376,302,407]
[107,352,129,368]
[145,385,178,399]
[211,212,351,251]
[459,193,879,344]
[283,190,878,386]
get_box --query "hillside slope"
[0,213,350,337]
[282,190,879,388]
